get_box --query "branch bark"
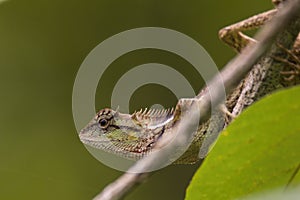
[94,1,300,200]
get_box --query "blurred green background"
[0,0,273,199]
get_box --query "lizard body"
[80,0,300,164]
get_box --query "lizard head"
[79,107,175,160]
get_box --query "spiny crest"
[131,107,175,129]
[133,107,174,118]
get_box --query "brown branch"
[94,1,300,200]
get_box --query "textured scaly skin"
[80,0,300,164]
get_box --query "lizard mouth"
[79,136,111,148]
[79,135,107,144]
[79,129,113,146]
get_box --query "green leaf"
[241,187,300,200]
[185,86,300,200]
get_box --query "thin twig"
[94,1,300,200]
[285,162,300,190]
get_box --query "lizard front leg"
[219,9,277,53]
[219,0,300,83]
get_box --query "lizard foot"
[272,42,300,82]
[219,104,236,125]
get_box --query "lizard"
[79,0,300,164]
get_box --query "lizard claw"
[219,104,236,125]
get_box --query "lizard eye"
[99,118,109,128]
